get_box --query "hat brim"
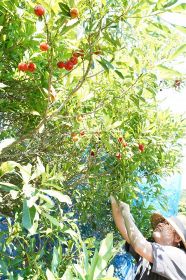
[151,213,186,249]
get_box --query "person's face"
[152,220,180,246]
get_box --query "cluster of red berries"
[18,43,49,73]
[18,5,81,74]
[118,137,128,148]
[57,55,78,71]
[34,4,79,19]
[116,138,145,160]
[18,62,36,72]
[71,131,85,142]
[57,50,84,71]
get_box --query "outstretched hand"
[119,201,130,216]
[110,195,131,243]
[110,195,124,227]
[110,196,130,215]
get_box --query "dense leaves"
[0,0,186,278]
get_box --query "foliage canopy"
[0,0,186,278]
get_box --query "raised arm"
[110,195,130,244]
[120,201,153,263]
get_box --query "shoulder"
[152,242,186,262]
[152,242,185,253]
[151,243,186,278]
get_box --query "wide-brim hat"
[151,213,186,249]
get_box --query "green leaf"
[22,199,32,231]
[10,190,19,200]
[51,246,59,273]
[61,20,80,35]
[103,33,121,47]
[41,190,72,204]
[0,138,15,153]
[82,242,89,274]
[0,161,18,177]
[102,58,115,70]
[61,267,74,280]
[99,233,113,258]
[0,182,20,192]
[0,82,8,88]
[173,25,186,34]
[64,229,79,240]
[43,213,63,228]
[104,265,115,277]
[73,264,85,278]
[38,193,55,208]
[110,121,123,129]
[169,44,186,60]
[163,0,178,8]
[0,261,8,275]
[97,58,115,72]
[30,157,45,180]
[58,2,70,17]
[170,3,186,14]
[97,59,109,72]
[46,268,56,280]
[115,70,125,79]
[156,64,183,79]
[19,164,32,184]
[89,249,99,278]
[89,233,114,279]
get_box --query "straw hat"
[151,213,186,249]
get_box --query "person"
[110,195,186,280]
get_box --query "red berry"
[139,143,144,152]
[34,5,45,17]
[18,62,28,72]
[40,42,49,51]
[80,131,85,136]
[27,62,36,72]
[174,79,181,88]
[123,142,128,148]
[118,137,123,143]
[70,56,78,65]
[90,151,95,157]
[70,8,79,19]
[65,61,74,71]
[57,61,65,68]
[116,152,122,160]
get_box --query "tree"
[0,0,186,278]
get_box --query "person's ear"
[174,233,182,243]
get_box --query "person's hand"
[110,195,117,205]
[119,201,130,216]
[110,195,124,227]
